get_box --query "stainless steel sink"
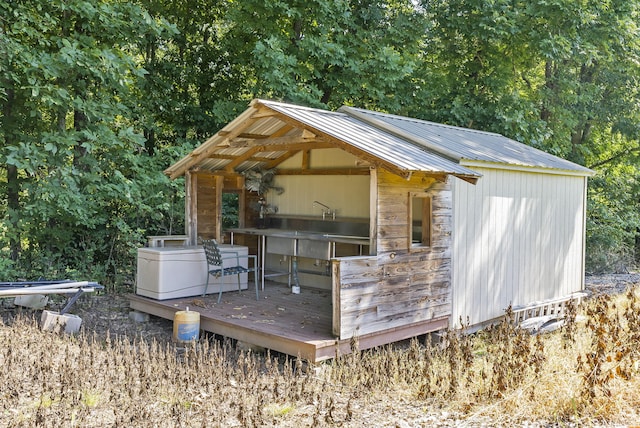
[265,230,368,259]
[297,239,332,260]
[267,236,297,256]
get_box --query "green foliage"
[3,0,640,283]
[585,127,640,272]
[416,0,640,271]
[221,0,428,110]
[222,193,239,230]
[0,0,179,289]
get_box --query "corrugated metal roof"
[165,99,593,181]
[258,100,481,180]
[339,106,594,175]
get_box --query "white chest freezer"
[136,245,248,300]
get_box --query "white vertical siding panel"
[503,170,517,312]
[452,167,587,328]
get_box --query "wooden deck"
[128,281,449,363]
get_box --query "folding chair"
[201,239,259,303]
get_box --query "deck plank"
[128,281,448,362]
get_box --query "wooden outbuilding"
[131,99,594,361]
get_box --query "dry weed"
[2,288,640,426]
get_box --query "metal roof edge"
[340,105,506,138]
[460,159,596,177]
[339,105,464,162]
[340,105,595,176]
[254,98,343,116]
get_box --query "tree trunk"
[540,60,554,122]
[144,128,156,156]
[73,109,88,168]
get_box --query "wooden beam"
[248,156,281,163]
[421,197,432,246]
[271,124,295,138]
[225,146,262,172]
[208,154,280,164]
[221,125,294,140]
[332,259,341,337]
[238,180,246,229]
[218,131,270,140]
[264,150,301,169]
[192,170,244,178]
[172,115,261,179]
[256,141,335,152]
[207,154,236,160]
[185,171,196,245]
[166,105,297,180]
[250,109,279,119]
[369,166,378,256]
[185,105,288,168]
[319,136,411,179]
[229,133,318,148]
[276,168,370,175]
[301,150,310,170]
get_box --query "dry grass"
[2,288,640,427]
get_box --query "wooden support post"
[369,166,378,255]
[215,175,224,242]
[185,171,197,245]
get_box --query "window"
[222,192,240,229]
[409,194,432,248]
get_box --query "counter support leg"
[261,235,266,291]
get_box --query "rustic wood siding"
[195,173,217,239]
[451,167,587,328]
[333,169,452,339]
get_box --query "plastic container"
[136,245,248,300]
[173,308,200,343]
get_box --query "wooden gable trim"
[167,107,269,179]
[192,113,259,155]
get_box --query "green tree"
[0,0,178,285]
[416,0,640,270]
[216,0,428,111]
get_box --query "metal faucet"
[313,201,335,220]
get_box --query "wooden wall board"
[333,170,453,339]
